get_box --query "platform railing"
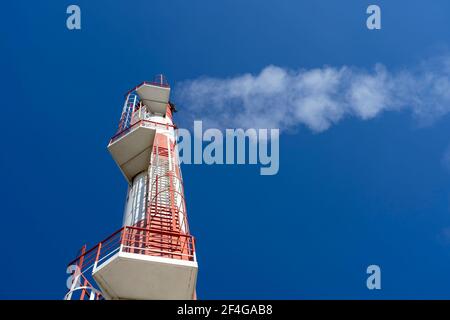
[66,225,196,299]
[121,226,196,261]
[109,119,176,144]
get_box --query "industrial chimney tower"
[65,75,198,300]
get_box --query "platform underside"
[92,251,198,300]
[108,125,156,183]
[136,83,170,114]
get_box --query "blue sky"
[1,0,450,299]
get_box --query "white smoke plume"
[174,55,450,133]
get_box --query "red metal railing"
[121,226,195,260]
[66,226,195,299]
[109,119,176,144]
[68,226,195,274]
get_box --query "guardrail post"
[93,242,102,270]
[120,227,126,253]
[192,236,196,261]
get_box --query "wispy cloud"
[174,55,450,132]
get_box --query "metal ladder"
[145,140,183,258]
[117,93,138,132]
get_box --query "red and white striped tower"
[65,75,198,300]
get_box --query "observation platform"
[108,81,172,184]
[68,226,198,300]
[93,251,198,300]
[90,226,197,300]
[107,121,156,184]
[135,82,170,115]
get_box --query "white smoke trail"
[174,55,450,133]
